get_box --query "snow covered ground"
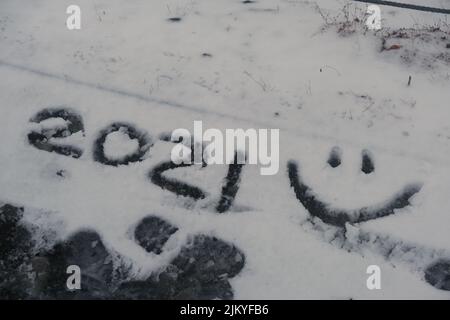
[1,0,450,299]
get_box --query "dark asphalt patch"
[0,204,246,299]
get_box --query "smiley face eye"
[327,147,375,174]
[361,149,375,174]
[327,146,342,168]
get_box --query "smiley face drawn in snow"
[287,149,450,291]
[19,108,450,295]
[288,147,423,227]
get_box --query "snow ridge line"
[0,60,274,128]
[352,0,450,14]
[1,59,449,168]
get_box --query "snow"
[1,0,450,299]
[103,129,140,161]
